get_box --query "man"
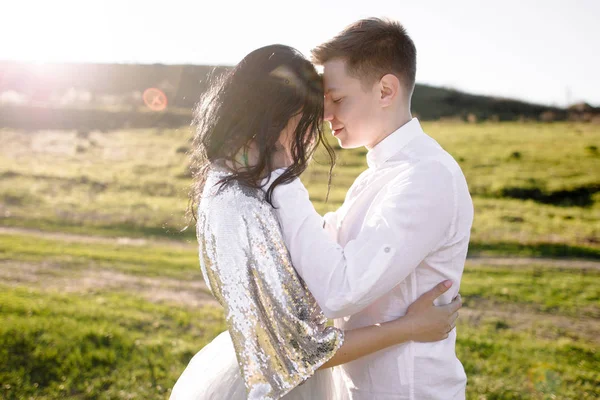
[272,18,474,399]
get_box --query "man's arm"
[322,210,339,240]
[274,161,456,319]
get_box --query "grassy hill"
[0,60,582,131]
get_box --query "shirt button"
[384,246,391,253]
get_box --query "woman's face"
[274,113,310,169]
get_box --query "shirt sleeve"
[200,192,344,399]
[272,160,456,319]
[322,211,340,241]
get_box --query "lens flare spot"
[143,88,167,111]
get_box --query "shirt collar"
[366,118,424,169]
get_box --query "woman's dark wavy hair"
[187,44,336,221]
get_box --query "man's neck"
[366,110,413,150]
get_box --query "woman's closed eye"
[332,97,343,104]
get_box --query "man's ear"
[379,74,400,107]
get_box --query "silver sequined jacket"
[197,165,344,400]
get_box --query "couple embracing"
[170,17,473,400]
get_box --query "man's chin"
[336,136,361,149]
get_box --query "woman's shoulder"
[200,167,272,222]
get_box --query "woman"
[170,45,461,400]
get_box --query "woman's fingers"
[447,322,456,333]
[445,311,458,333]
[420,281,453,305]
[438,295,462,316]
[450,311,459,325]
[449,294,462,313]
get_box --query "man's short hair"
[311,18,417,94]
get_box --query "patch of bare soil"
[0,260,216,307]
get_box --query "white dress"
[170,166,344,400]
[170,331,339,400]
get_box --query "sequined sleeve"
[197,173,344,400]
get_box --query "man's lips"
[332,127,344,136]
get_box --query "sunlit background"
[0,1,598,399]
[2,0,599,106]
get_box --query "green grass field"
[1,121,599,399]
[1,122,597,257]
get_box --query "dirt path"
[2,226,598,270]
[2,260,597,344]
[461,307,600,345]
[2,253,598,344]
[0,260,217,307]
[466,256,600,270]
[0,226,194,249]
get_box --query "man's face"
[323,59,382,149]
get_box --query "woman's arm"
[320,280,461,369]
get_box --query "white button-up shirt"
[272,118,473,399]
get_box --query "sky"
[2,0,599,107]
